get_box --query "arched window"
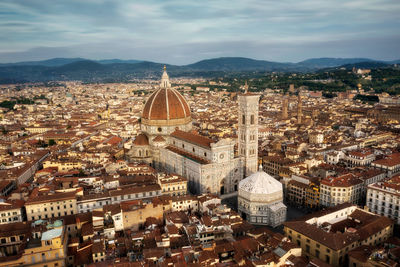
[242,115,245,124]
[251,114,254,124]
[139,150,142,157]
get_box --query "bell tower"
[297,92,302,124]
[238,90,260,177]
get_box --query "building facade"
[0,220,68,267]
[238,92,260,177]
[284,204,394,267]
[0,200,24,224]
[158,173,187,196]
[319,173,363,207]
[25,189,78,221]
[238,169,287,227]
[367,175,400,224]
[128,67,260,196]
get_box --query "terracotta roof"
[104,135,122,146]
[132,133,149,146]
[288,180,308,189]
[347,245,374,263]
[166,146,210,164]
[109,184,161,197]
[0,199,25,211]
[348,150,373,158]
[26,188,77,205]
[372,153,400,167]
[321,173,363,187]
[284,220,359,250]
[74,242,93,266]
[153,135,166,142]
[78,192,110,201]
[142,88,191,120]
[170,129,214,148]
[0,221,30,238]
[284,207,393,251]
[92,241,105,254]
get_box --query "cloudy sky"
[0,0,399,64]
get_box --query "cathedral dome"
[142,87,191,121]
[132,133,149,146]
[141,67,192,133]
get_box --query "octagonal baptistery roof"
[142,67,191,126]
[239,170,283,202]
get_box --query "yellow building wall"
[0,229,67,267]
[284,224,394,267]
[42,161,82,172]
[122,202,168,231]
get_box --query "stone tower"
[282,96,288,120]
[297,93,302,124]
[238,91,260,177]
[289,84,295,93]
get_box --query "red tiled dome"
[142,88,191,121]
[133,133,149,146]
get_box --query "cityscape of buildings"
[0,65,400,267]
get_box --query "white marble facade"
[238,170,287,227]
[128,68,260,196]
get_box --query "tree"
[48,139,56,146]
[38,140,48,147]
[1,126,8,135]
[78,169,86,177]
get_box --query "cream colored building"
[25,189,79,221]
[0,200,24,224]
[42,158,82,172]
[158,173,187,196]
[320,173,363,207]
[170,194,198,212]
[367,175,400,224]
[309,132,324,144]
[77,192,111,214]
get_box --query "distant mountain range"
[0,57,398,83]
[0,58,143,67]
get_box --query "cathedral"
[127,67,259,196]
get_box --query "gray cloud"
[0,0,399,63]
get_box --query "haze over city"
[1,0,400,64]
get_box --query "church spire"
[160,65,171,88]
[244,81,249,93]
